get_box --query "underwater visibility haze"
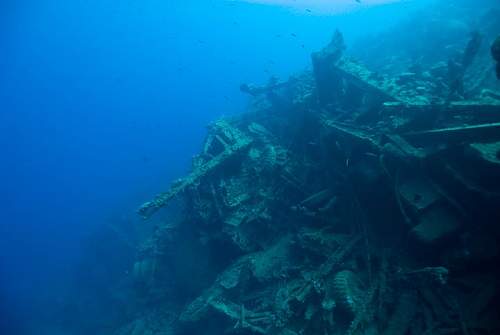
[2,0,500,334]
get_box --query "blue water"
[0,1,428,333]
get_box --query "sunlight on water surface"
[228,0,407,13]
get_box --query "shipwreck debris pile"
[121,19,500,335]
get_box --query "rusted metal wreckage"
[133,32,500,335]
[138,120,253,219]
[141,39,500,244]
[311,36,500,245]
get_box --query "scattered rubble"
[120,7,500,335]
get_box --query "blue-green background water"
[1,1,429,333]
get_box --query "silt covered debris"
[117,4,500,335]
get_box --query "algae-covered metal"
[127,9,500,335]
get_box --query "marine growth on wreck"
[119,3,500,335]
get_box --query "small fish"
[291,33,297,38]
[305,9,312,13]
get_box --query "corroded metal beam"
[138,123,252,219]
